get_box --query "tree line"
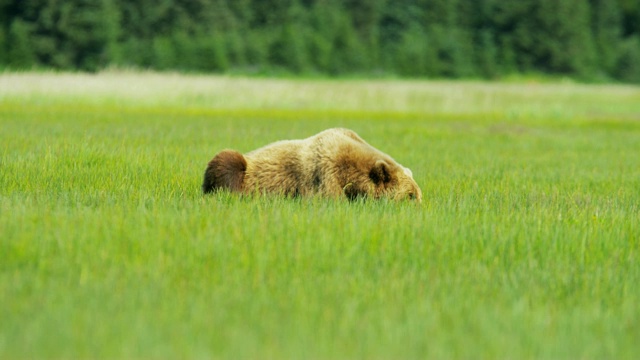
[1,0,639,82]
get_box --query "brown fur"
[202,128,422,202]
[202,150,247,193]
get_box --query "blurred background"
[0,0,639,83]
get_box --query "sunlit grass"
[1,72,639,359]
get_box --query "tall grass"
[1,72,639,358]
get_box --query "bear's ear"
[369,159,391,185]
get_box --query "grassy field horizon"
[1,72,639,358]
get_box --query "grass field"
[1,72,639,358]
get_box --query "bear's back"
[241,128,374,197]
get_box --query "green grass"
[1,72,639,359]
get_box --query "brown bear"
[202,128,422,202]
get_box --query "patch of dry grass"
[2,72,638,120]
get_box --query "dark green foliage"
[268,2,309,73]
[328,10,368,74]
[394,24,433,77]
[618,0,640,37]
[0,0,638,82]
[153,36,177,70]
[7,19,36,69]
[591,0,622,73]
[535,0,596,76]
[476,30,499,79]
[615,36,640,83]
[102,0,123,66]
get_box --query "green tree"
[330,11,367,74]
[395,24,441,77]
[153,36,177,70]
[309,3,341,72]
[590,0,622,74]
[423,0,477,77]
[379,0,424,73]
[477,29,499,78]
[201,33,230,72]
[244,30,270,70]
[536,0,596,76]
[268,1,309,73]
[309,2,367,74]
[0,0,11,65]
[102,0,123,66]
[490,0,596,76]
[0,27,7,66]
[7,19,36,69]
[0,0,635,79]
[468,0,502,77]
[618,0,640,37]
[344,0,386,69]
[615,36,640,83]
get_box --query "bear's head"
[368,159,423,202]
[343,158,423,203]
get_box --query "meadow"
[1,72,639,358]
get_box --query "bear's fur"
[202,128,422,202]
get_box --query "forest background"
[1,0,640,83]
